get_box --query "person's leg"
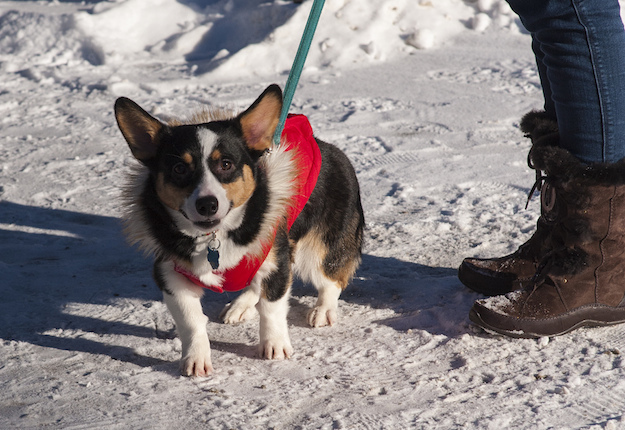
[531,36,556,120]
[458,112,558,296]
[469,138,625,338]
[467,0,625,337]
[508,0,625,163]
[459,0,625,300]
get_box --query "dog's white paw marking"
[256,292,292,360]
[259,337,293,360]
[180,344,213,377]
[307,305,338,328]
[221,287,260,324]
[220,302,259,324]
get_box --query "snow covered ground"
[2,0,625,428]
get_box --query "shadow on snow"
[177,0,300,75]
[0,201,473,371]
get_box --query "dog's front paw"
[180,345,213,377]
[259,337,293,360]
[307,304,338,328]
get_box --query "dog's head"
[115,85,283,233]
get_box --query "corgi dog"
[115,85,364,376]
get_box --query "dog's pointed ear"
[114,97,165,162]
[238,84,283,152]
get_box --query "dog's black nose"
[195,196,219,217]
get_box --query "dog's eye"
[220,159,233,171]
[172,162,189,177]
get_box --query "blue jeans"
[506,0,625,163]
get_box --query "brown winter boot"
[459,111,559,296]
[469,143,625,338]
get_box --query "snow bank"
[67,0,522,79]
[0,0,524,86]
[0,8,103,75]
[74,0,199,59]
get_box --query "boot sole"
[469,304,625,338]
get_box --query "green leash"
[272,0,325,146]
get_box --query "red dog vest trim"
[174,114,321,293]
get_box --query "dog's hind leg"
[293,226,362,328]
[288,138,365,328]
[220,285,260,324]
[293,233,346,328]
[307,276,343,327]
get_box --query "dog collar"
[190,230,221,269]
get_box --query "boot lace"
[525,148,544,209]
[525,162,557,223]
[518,246,578,314]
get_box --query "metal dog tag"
[207,232,221,270]
[207,248,220,270]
